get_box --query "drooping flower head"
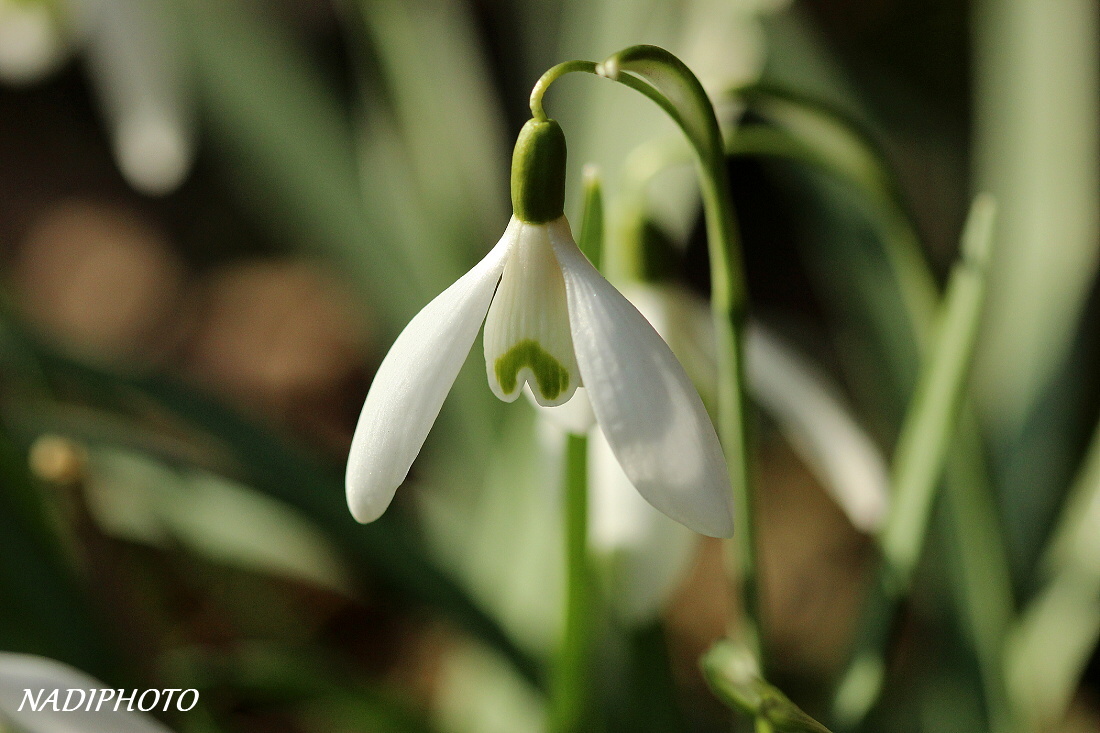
[346,117,734,538]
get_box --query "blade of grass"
[723,90,1017,732]
[832,196,998,729]
[1006,421,1100,730]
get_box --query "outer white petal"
[549,219,734,538]
[0,653,174,733]
[346,228,514,523]
[589,427,699,623]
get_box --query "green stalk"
[1007,421,1100,730]
[548,434,591,733]
[528,45,760,661]
[941,419,1017,733]
[720,92,1017,731]
[702,640,833,733]
[546,165,603,733]
[598,44,758,662]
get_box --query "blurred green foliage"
[0,0,1097,732]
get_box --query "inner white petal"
[483,219,580,407]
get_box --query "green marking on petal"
[494,339,570,401]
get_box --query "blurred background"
[0,0,1097,732]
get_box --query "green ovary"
[495,339,570,401]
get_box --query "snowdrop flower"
[346,118,734,538]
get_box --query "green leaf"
[168,0,421,326]
[1007,421,1100,730]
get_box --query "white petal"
[549,219,734,538]
[0,653,175,733]
[589,427,699,624]
[346,227,514,523]
[84,0,195,195]
[483,220,580,407]
[745,324,890,533]
[627,281,889,533]
[0,1,67,85]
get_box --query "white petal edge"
[745,324,890,533]
[0,653,175,733]
[549,219,734,538]
[588,426,699,624]
[346,226,514,523]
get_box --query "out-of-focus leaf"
[971,0,1100,441]
[84,448,353,595]
[12,342,541,689]
[833,197,1000,729]
[351,0,509,258]
[0,432,119,683]
[169,645,438,733]
[435,643,545,733]
[168,0,421,326]
[1007,422,1100,730]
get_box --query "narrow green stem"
[548,433,591,733]
[528,49,760,662]
[700,156,759,661]
[600,44,759,663]
[719,93,1017,731]
[756,717,776,733]
[530,61,598,121]
[942,422,1017,733]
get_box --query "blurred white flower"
[0,0,195,195]
[0,653,174,733]
[745,324,890,533]
[346,213,734,538]
[588,423,699,624]
[83,0,194,195]
[0,0,70,84]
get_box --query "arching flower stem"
[529,46,761,662]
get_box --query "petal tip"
[345,464,394,525]
[697,511,735,539]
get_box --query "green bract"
[511,118,567,224]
